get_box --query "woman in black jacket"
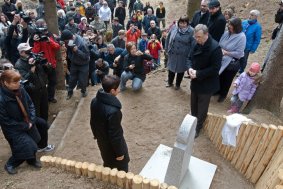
[0,70,42,174]
[120,42,152,91]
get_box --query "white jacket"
[99,6,111,22]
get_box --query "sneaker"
[81,91,88,97]
[66,93,73,100]
[37,144,55,152]
[4,164,17,175]
[227,106,239,114]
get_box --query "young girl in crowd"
[228,62,261,113]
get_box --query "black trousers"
[168,70,184,87]
[47,67,57,100]
[35,117,50,149]
[7,156,36,168]
[219,69,238,98]
[30,88,49,121]
[191,91,212,133]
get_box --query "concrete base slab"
[140,144,217,189]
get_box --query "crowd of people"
[0,0,282,175]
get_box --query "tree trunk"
[187,0,201,20]
[44,0,65,90]
[243,26,283,115]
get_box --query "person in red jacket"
[56,0,66,10]
[126,24,141,44]
[147,34,162,67]
[32,26,60,103]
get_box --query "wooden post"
[239,124,267,174]
[50,157,57,167]
[211,115,226,145]
[102,167,111,182]
[87,163,96,178]
[255,138,283,189]
[203,112,213,131]
[75,162,83,176]
[81,162,89,177]
[125,172,134,189]
[44,156,53,167]
[70,161,77,173]
[234,123,259,171]
[60,159,68,170]
[95,165,103,180]
[167,186,177,189]
[66,160,72,171]
[231,123,253,166]
[40,156,47,167]
[132,175,143,189]
[245,124,276,179]
[206,114,217,139]
[251,126,283,183]
[110,168,118,184]
[55,157,62,168]
[150,179,160,189]
[143,178,150,189]
[117,170,126,188]
[160,183,168,189]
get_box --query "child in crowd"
[138,32,148,52]
[143,50,154,74]
[147,34,162,68]
[228,62,262,113]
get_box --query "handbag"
[226,58,240,71]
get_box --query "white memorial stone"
[164,114,197,187]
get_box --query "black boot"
[4,164,17,175]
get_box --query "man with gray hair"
[190,0,210,28]
[142,8,157,33]
[239,9,262,73]
[188,24,222,138]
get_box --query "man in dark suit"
[90,75,130,171]
[190,0,210,28]
[207,0,226,42]
[188,24,222,138]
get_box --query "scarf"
[178,26,189,34]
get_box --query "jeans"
[120,71,143,91]
[239,50,250,73]
[47,67,57,100]
[68,64,89,94]
[230,94,244,111]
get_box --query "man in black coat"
[207,0,226,42]
[190,0,210,28]
[2,0,17,22]
[90,75,129,171]
[188,24,222,138]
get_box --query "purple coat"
[232,72,257,101]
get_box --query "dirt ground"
[0,0,283,188]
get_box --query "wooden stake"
[102,167,111,182]
[143,178,150,189]
[110,168,118,184]
[212,115,226,145]
[125,172,134,189]
[40,156,47,167]
[160,183,168,189]
[239,124,267,174]
[215,118,229,151]
[60,159,68,170]
[132,175,143,189]
[75,162,82,176]
[44,156,53,167]
[95,165,103,180]
[50,157,57,167]
[167,186,177,189]
[255,139,283,189]
[235,123,259,171]
[66,160,72,171]
[245,124,276,179]
[150,179,160,189]
[87,163,96,178]
[117,170,126,188]
[209,115,222,141]
[55,157,62,168]
[203,112,213,131]
[81,162,89,177]
[70,161,77,173]
[251,126,283,183]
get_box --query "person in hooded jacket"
[90,75,130,172]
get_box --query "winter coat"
[2,2,17,22]
[133,1,144,12]
[99,6,111,22]
[232,72,257,101]
[68,34,90,66]
[123,53,152,81]
[103,47,124,68]
[143,5,154,15]
[147,40,162,59]
[165,26,195,73]
[65,23,79,34]
[207,9,226,42]
[156,6,165,19]
[94,2,103,13]
[142,15,157,33]
[58,16,67,31]
[111,36,126,49]
[190,36,222,94]
[85,6,96,21]
[90,89,130,167]
[218,31,246,74]
[0,86,37,160]
[112,23,124,38]
[242,20,262,53]
[190,10,210,28]
[147,26,161,40]
[114,7,126,25]
[32,37,61,68]
[126,18,142,30]
[138,38,148,52]
[126,28,141,44]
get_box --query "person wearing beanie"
[228,62,262,113]
[60,29,90,99]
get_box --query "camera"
[35,27,49,41]
[19,11,31,24]
[29,52,48,66]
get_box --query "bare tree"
[44,0,65,90]
[187,0,201,20]
[243,26,283,115]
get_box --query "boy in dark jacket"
[90,75,129,172]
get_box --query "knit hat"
[61,30,74,41]
[208,0,220,8]
[81,17,87,21]
[249,62,261,73]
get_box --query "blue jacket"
[68,34,90,66]
[138,38,148,52]
[242,20,262,52]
